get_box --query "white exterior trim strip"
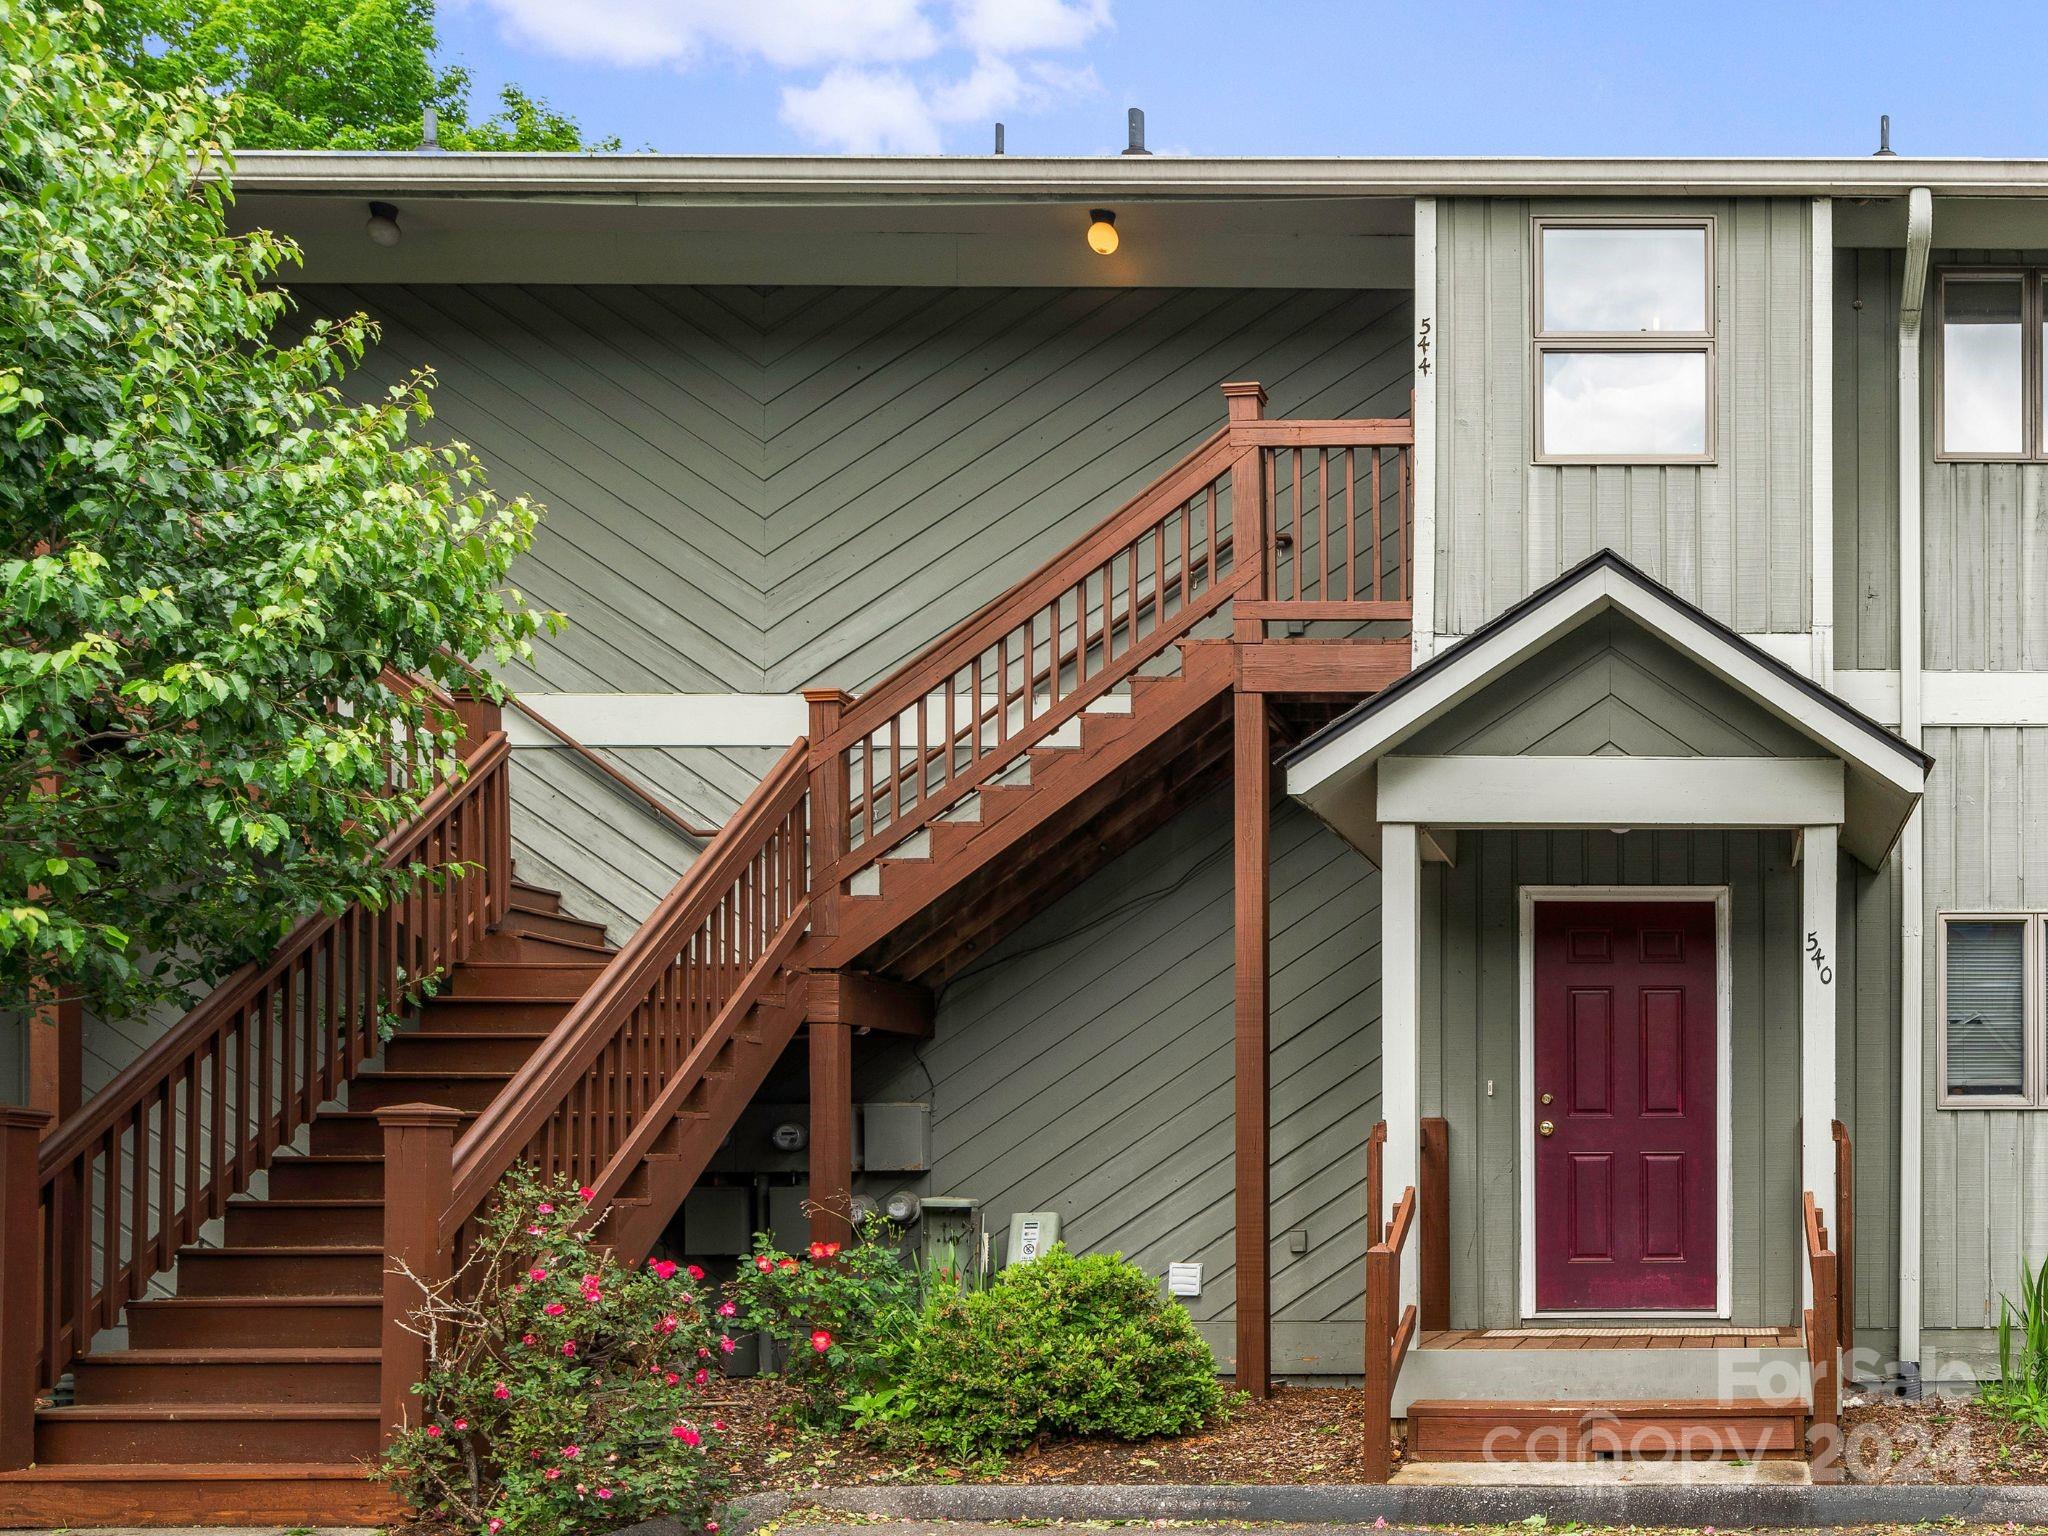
[503,693,808,748]
[1379,755,1845,829]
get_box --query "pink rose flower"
[536,1202,554,1214]
[671,1423,702,1446]
[529,1267,548,1282]
[657,1313,679,1335]
[712,1419,728,1432]
[717,1301,737,1318]
[596,1489,614,1501]
[453,1418,468,1431]
[490,1521,504,1534]
[577,1185,595,1201]
[686,1264,705,1281]
[706,1522,720,1532]
[664,1371,680,1386]
[493,1381,510,1400]
[693,1368,710,1386]
[561,1445,581,1459]
[753,1255,773,1273]
[650,1259,678,1280]
[521,1332,538,1347]
[544,1468,561,1481]
[424,1425,442,1439]
[810,1329,833,1353]
[544,1302,567,1317]
[561,1340,578,1357]
[718,1335,736,1354]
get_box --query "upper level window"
[1939,913,2042,1107]
[1938,271,2048,460]
[1534,219,1715,464]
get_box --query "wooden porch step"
[310,1106,477,1156]
[447,960,609,998]
[71,1348,380,1405]
[123,1294,380,1349]
[34,1402,382,1463]
[499,901,609,946]
[0,1462,400,1529]
[1405,1398,1806,1463]
[225,1196,383,1246]
[347,1067,515,1112]
[173,1243,385,1296]
[414,995,578,1029]
[383,1028,553,1072]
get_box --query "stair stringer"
[603,975,811,1261]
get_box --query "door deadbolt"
[1540,1092,1554,1104]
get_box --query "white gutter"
[221,152,2048,201]
[1897,184,1933,1376]
[1810,197,1833,683]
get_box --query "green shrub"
[377,1168,730,1536]
[723,1222,920,1424]
[897,1244,1227,1459]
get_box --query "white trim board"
[1378,755,1844,829]
[1825,671,2048,728]
[1517,886,1735,1322]
[503,693,808,748]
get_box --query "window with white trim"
[1937,270,2048,460]
[1939,913,2045,1107]
[1533,218,1715,464]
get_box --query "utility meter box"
[918,1196,982,1286]
[1006,1210,1059,1265]
[859,1102,931,1171]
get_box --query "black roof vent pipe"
[1123,107,1150,155]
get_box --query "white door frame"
[1517,884,1734,1321]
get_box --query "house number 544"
[1806,930,1833,986]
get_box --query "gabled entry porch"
[1281,552,1930,1477]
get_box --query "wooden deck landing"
[1422,1327,1802,1351]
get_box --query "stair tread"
[1410,1398,1802,1415]
[80,1347,381,1365]
[130,1294,380,1307]
[228,1196,383,1210]
[0,1461,390,1481]
[181,1243,382,1257]
[40,1403,378,1421]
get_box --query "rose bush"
[722,1221,920,1424]
[378,1168,732,1536]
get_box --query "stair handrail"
[500,692,721,842]
[18,684,513,1402]
[1803,1189,1841,1449]
[1361,1118,1418,1483]
[440,738,813,1240]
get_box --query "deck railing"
[1,682,511,1467]
[816,383,1413,890]
[1362,1120,1418,1482]
[1803,1189,1841,1471]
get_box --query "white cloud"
[953,0,1109,55]
[780,69,944,154]
[474,0,1111,152]
[477,0,939,71]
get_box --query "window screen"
[1946,920,2026,1098]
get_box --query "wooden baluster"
[1290,449,1304,603]
[377,1104,462,1447]
[154,1083,174,1270]
[1223,383,1268,643]
[1400,445,1413,602]
[1370,448,1385,603]
[1180,499,1194,609]
[98,1128,118,1333]
[181,1052,201,1245]
[1126,542,1139,650]
[997,636,1011,739]
[207,1038,226,1221]
[1343,449,1357,603]
[1,1106,52,1470]
[126,1102,146,1302]
[1154,523,1166,639]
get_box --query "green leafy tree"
[1,0,555,1019]
[95,0,615,151]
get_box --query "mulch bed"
[1840,1394,2048,1484]
[713,1378,1385,1489]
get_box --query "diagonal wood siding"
[860,793,1383,1376]
[294,284,1415,694]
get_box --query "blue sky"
[434,0,2039,159]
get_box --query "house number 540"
[1806,930,1833,986]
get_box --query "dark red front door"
[1533,900,1717,1313]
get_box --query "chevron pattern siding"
[296,284,1414,693]
[861,794,1384,1375]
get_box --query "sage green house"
[20,150,2048,1518]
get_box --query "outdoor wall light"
[365,201,402,247]
[1086,208,1119,255]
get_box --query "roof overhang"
[1283,551,1931,870]
[224,152,2048,202]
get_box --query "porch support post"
[808,1018,855,1246]
[1232,685,1272,1398]
[1800,822,1840,1310]
[0,1106,51,1471]
[1381,822,1422,1308]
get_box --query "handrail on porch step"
[1803,1188,1842,1476]
[813,383,1414,890]
[1,675,514,1466]
[1361,1118,1419,1483]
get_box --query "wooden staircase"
[1,384,1418,1525]
[1403,1398,1808,1463]
[0,885,612,1524]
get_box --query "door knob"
[1538,1119,1556,1137]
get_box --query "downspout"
[1897,185,1933,1380]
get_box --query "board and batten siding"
[860,792,1384,1377]
[295,284,1415,696]
[1835,247,2048,671]
[1918,726,2048,1374]
[1434,198,1813,639]
[1420,829,1899,1345]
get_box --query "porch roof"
[1282,550,1931,869]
